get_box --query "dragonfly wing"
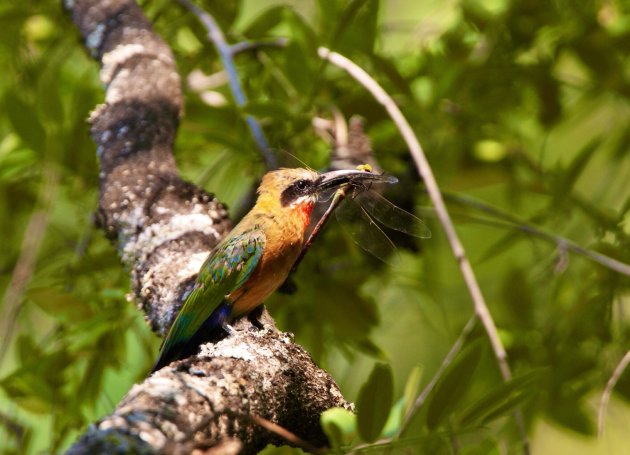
[336,198,402,265]
[356,190,431,239]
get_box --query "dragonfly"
[294,166,431,270]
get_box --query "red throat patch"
[295,201,315,229]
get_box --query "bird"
[152,167,389,372]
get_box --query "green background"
[2,0,630,453]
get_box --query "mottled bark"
[64,1,351,453]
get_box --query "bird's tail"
[151,301,232,373]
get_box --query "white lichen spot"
[101,130,112,142]
[118,125,130,136]
[157,420,181,441]
[174,252,207,281]
[121,213,219,265]
[145,377,184,399]
[136,420,168,448]
[98,415,127,431]
[262,376,273,391]
[101,43,146,84]
[86,23,106,56]
[105,68,130,104]
[153,206,169,216]
[88,103,107,123]
[183,375,214,401]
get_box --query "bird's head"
[256,167,397,227]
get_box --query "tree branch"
[598,349,630,436]
[64,1,351,452]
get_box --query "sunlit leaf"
[402,365,423,417]
[320,407,357,449]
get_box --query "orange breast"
[227,204,310,316]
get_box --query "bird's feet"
[247,306,265,330]
[222,323,235,336]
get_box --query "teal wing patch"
[153,229,266,370]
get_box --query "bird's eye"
[296,180,308,190]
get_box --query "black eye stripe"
[280,179,315,206]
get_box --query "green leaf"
[356,362,394,442]
[320,407,357,450]
[459,371,539,426]
[281,40,314,94]
[382,398,404,438]
[323,0,379,54]
[352,337,388,360]
[5,92,46,153]
[36,43,69,126]
[0,351,72,414]
[242,101,291,121]
[403,365,423,417]
[16,334,43,365]
[284,8,317,55]
[243,5,286,38]
[27,288,94,323]
[426,343,483,429]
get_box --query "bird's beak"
[316,169,398,192]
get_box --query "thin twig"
[442,191,630,277]
[317,47,529,453]
[230,37,288,55]
[0,166,57,365]
[179,0,277,169]
[249,414,324,454]
[598,349,630,436]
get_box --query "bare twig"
[0,166,57,364]
[250,414,324,454]
[442,191,630,277]
[598,349,630,436]
[179,0,277,169]
[317,47,529,453]
[230,37,288,55]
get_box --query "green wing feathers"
[152,229,266,371]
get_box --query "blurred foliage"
[2,0,630,453]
